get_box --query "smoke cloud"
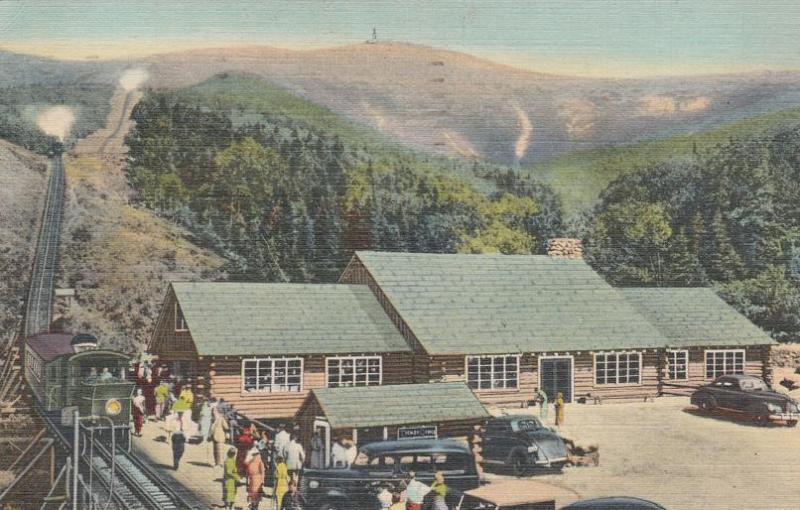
[119,68,149,91]
[36,106,75,142]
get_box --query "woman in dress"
[223,448,238,510]
[430,471,449,510]
[245,446,265,510]
[199,399,213,439]
[554,392,566,426]
[274,455,289,509]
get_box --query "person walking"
[279,480,306,510]
[430,471,449,510]
[245,446,265,510]
[284,433,306,480]
[132,388,146,437]
[554,392,566,426]
[236,424,256,476]
[310,431,325,469]
[330,436,347,468]
[535,387,549,420]
[273,423,290,459]
[170,411,187,470]
[274,455,289,509]
[404,471,430,510]
[223,448,238,510]
[154,380,169,420]
[210,409,230,466]
[199,399,213,439]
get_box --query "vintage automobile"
[481,415,569,475]
[560,497,666,509]
[690,374,800,426]
[457,479,579,509]
[300,438,479,510]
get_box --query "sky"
[1,0,799,77]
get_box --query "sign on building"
[397,425,437,440]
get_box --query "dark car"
[560,497,666,509]
[481,415,569,476]
[690,374,799,426]
[300,438,479,510]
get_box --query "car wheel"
[699,397,716,412]
[753,413,770,426]
[787,420,798,428]
[511,453,528,477]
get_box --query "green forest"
[124,77,564,283]
[125,74,800,343]
[584,126,800,342]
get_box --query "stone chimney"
[547,238,583,259]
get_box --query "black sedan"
[482,415,569,476]
[560,497,666,509]
[690,374,799,426]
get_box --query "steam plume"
[119,68,149,91]
[36,106,75,142]
[514,106,532,161]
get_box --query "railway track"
[24,154,65,338]
[99,91,133,155]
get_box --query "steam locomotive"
[24,333,134,447]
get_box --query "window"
[466,355,519,390]
[666,350,688,380]
[26,351,42,381]
[705,350,744,379]
[326,356,382,387]
[242,358,303,393]
[174,302,188,332]
[595,352,641,385]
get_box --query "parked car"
[690,374,800,426]
[300,438,479,510]
[481,415,569,476]
[458,479,579,509]
[560,497,665,509]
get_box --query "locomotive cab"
[67,350,134,425]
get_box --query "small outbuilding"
[296,382,490,464]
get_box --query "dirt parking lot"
[493,397,800,509]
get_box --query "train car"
[25,333,135,433]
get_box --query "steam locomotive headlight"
[105,399,122,416]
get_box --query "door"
[539,357,573,403]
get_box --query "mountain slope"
[524,105,800,214]
[145,43,800,166]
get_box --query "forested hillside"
[124,74,564,282]
[584,124,800,341]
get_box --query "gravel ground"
[503,397,800,510]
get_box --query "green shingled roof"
[621,288,776,347]
[171,282,411,356]
[353,251,668,354]
[311,382,490,429]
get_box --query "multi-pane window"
[242,358,303,393]
[326,356,382,387]
[174,303,188,332]
[666,350,688,380]
[595,352,641,385]
[705,350,744,379]
[466,355,519,390]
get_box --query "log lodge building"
[149,250,775,446]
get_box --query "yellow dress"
[275,462,289,508]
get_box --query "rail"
[24,154,65,337]
[0,431,55,503]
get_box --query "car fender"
[744,401,769,417]
[506,445,531,465]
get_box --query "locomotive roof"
[26,333,75,362]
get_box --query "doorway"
[539,356,573,403]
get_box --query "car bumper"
[769,412,799,421]
[532,455,568,466]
